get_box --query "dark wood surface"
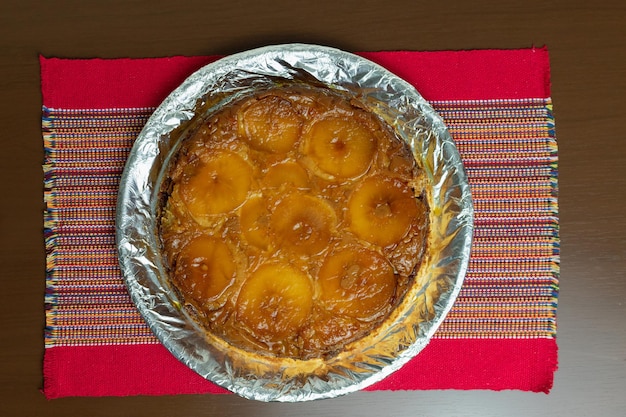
[1,0,624,415]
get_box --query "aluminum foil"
[116,44,474,402]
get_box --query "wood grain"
[1,0,624,415]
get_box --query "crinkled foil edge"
[116,44,474,402]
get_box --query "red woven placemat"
[41,48,558,398]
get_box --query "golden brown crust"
[158,85,429,359]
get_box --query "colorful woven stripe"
[43,98,558,348]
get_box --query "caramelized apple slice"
[179,150,253,217]
[270,193,337,256]
[302,115,376,180]
[348,175,419,247]
[263,161,310,189]
[239,195,271,250]
[238,95,303,153]
[173,235,238,310]
[317,245,396,321]
[236,263,313,341]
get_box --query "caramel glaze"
[159,85,429,359]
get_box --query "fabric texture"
[41,48,559,399]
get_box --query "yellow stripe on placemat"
[43,98,558,347]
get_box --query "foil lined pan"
[116,44,474,402]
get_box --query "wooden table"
[1,0,624,415]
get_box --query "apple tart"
[158,85,429,360]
